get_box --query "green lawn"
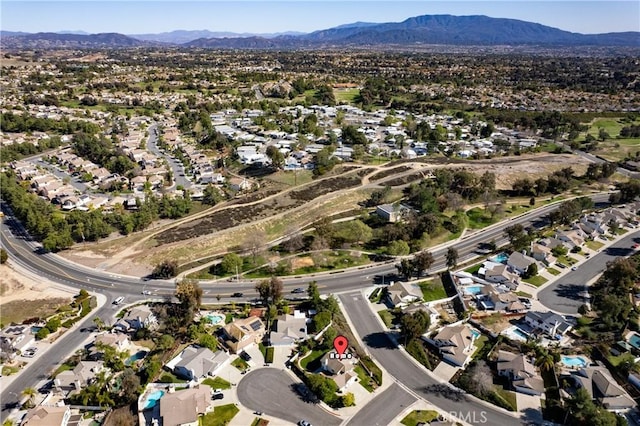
[202,377,231,390]
[231,358,249,372]
[369,287,383,303]
[557,254,578,266]
[523,275,548,287]
[265,347,274,364]
[200,404,239,426]
[466,207,496,229]
[354,364,375,392]
[300,349,325,371]
[265,170,314,187]
[1,365,20,376]
[586,240,604,251]
[546,267,561,276]
[418,278,447,301]
[378,309,393,327]
[493,386,518,411]
[516,291,533,298]
[159,372,187,383]
[334,88,360,103]
[464,263,483,274]
[400,410,439,426]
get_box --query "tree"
[202,184,223,206]
[157,334,175,351]
[0,248,7,264]
[175,279,203,325]
[471,361,494,396]
[340,392,355,407]
[266,145,285,169]
[220,253,243,276]
[312,311,332,332]
[504,224,530,251]
[255,280,271,306]
[152,259,178,278]
[400,310,430,345]
[120,368,141,404]
[523,263,538,279]
[244,229,266,265]
[396,259,414,280]
[445,247,458,270]
[412,251,434,277]
[307,281,321,308]
[21,387,36,408]
[387,240,410,256]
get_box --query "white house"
[496,350,544,396]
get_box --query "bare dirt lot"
[0,265,74,325]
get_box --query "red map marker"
[333,335,348,356]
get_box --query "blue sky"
[2,1,639,35]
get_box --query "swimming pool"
[143,390,164,410]
[561,355,588,369]
[629,333,640,350]
[503,326,529,342]
[463,285,484,296]
[489,252,509,264]
[126,350,148,366]
[205,313,226,325]
[470,329,481,339]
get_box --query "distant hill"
[1,32,151,49]
[129,29,306,44]
[4,15,639,49]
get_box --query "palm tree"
[21,387,36,408]
[535,351,556,372]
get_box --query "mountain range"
[2,14,638,49]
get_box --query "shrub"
[35,328,50,340]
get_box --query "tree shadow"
[552,283,585,301]
[519,407,545,426]
[362,332,398,349]
[421,383,466,402]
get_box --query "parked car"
[231,292,243,298]
[571,266,578,271]
[240,351,252,361]
[211,393,224,400]
[291,287,305,294]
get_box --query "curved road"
[538,230,640,315]
[0,192,612,421]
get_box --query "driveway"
[538,230,640,314]
[236,368,342,426]
[515,393,543,425]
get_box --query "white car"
[571,266,578,271]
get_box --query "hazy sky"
[2,1,639,35]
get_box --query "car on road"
[633,243,639,249]
[291,287,305,294]
[22,347,37,357]
[231,292,243,298]
[113,296,125,305]
[141,290,151,295]
[298,420,312,426]
[571,266,578,271]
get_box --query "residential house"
[496,350,545,396]
[222,316,265,353]
[0,324,34,358]
[54,361,106,393]
[22,405,71,426]
[375,204,412,223]
[556,230,585,250]
[93,332,130,353]
[166,345,230,381]
[119,305,157,330]
[477,286,525,312]
[426,324,477,367]
[538,237,565,250]
[481,263,519,288]
[320,353,357,392]
[159,385,212,426]
[386,281,423,307]
[524,311,572,339]
[507,252,537,276]
[270,311,308,347]
[530,243,557,266]
[564,362,636,411]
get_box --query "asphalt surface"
[146,124,192,189]
[339,291,527,426]
[345,383,416,426]
[236,368,342,426]
[0,192,612,423]
[537,229,640,315]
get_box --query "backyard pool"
[205,312,226,326]
[470,329,481,339]
[628,333,640,350]
[503,326,529,342]
[561,355,589,369]
[489,252,509,264]
[126,350,148,366]
[142,390,164,410]
[463,285,484,296]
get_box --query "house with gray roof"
[563,362,636,411]
[386,281,423,307]
[159,385,212,426]
[496,350,544,396]
[166,345,230,381]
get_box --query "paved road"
[33,159,90,193]
[339,291,528,426]
[0,193,611,423]
[236,368,342,426]
[345,383,416,426]
[538,230,640,314]
[146,124,192,189]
